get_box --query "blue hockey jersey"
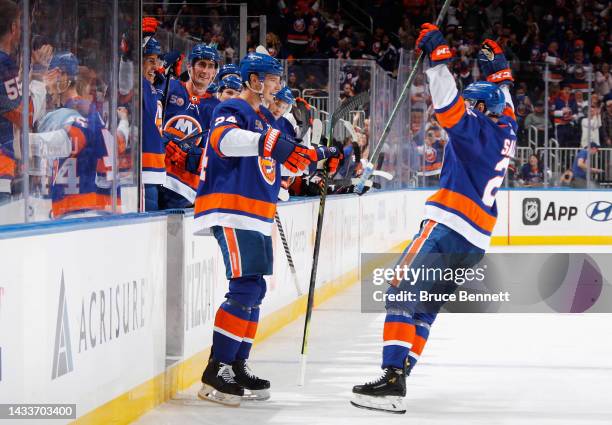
[161,79,219,202]
[423,65,517,249]
[193,98,280,235]
[142,78,164,184]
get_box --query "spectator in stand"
[520,154,545,187]
[543,41,566,83]
[571,143,604,187]
[602,99,612,147]
[574,90,588,120]
[524,100,547,146]
[580,103,602,146]
[409,73,427,106]
[552,83,579,147]
[377,35,398,75]
[594,63,612,98]
[286,3,310,58]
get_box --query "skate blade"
[242,388,271,401]
[197,384,242,407]
[350,394,406,414]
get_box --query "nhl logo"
[522,198,541,225]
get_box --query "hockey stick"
[275,212,303,296]
[299,91,370,386]
[353,0,452,194]
[160,3,185,124]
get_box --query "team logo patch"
[425,146,437,163]
[164,114,203,146]
[176,97,184,106]
[254,120,264,131]
[258,157,276,185]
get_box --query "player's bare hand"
[43,67,61,88]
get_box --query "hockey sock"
[381,310,416,369]
[212,299,251,364]
[407,319,431,373]
[236,306,259,360]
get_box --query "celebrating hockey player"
[193,51,340,406]
[159,43,220,209]
[351,25,517,414]
[0,0,51,205]
[141,33,165,211]
[268,86,298,137]
[216,74,242,102]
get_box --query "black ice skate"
[232,359,271,401]
[198,360,244,406]
[350,367,406,414]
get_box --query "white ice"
[135,245,612,425]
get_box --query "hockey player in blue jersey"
[0,0,50,204]
[141,36,165,211]
[193,51,340,406]
[216,74,242,102]
[351,25,517,414]
[159,44,221,209]
[268,86,298,138]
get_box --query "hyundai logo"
[586,201,612,222]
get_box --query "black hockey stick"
[299,91,370,386]
[274,212,303,296]
[353,0,452,194]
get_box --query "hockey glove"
[259,128,312,173]
[162,51,184,77]
[306,143,343,174]
[166,140,190,169]
[142,17,159,37]
[478,39,514,86]
[416,23,453,66]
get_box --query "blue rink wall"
[0,189,610,424]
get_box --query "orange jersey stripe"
[383,321,416,343]
[427,188,496,233]
[66,126,88,154]
[391,220,437,287]
[223,227,242,278]
[195,193,277,220]
[209,124,238,157]
[51,193,109,218]
[411,334,427,356]
[142,152,165,169]
[503,105,516,121]
[435,97,466,128]
[244,321,258,339]
[214,308,249,338]
[0,154,16,177]
[165,161,200,189]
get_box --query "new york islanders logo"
[425,146,437,163]
[258,157,277,185]
[164,115,203,146]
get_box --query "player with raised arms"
[351,24,517,414]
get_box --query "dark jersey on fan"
[160,79,219,202]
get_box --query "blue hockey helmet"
[206,82,218,94]
[218,75,243,92]
[239,52,283,83]
[463,81,506,115]
[217,63,241,81]
[49,52,79,78]
[143,37,162,56]
[273,86,296,105]
[188,44,220,67]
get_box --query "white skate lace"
[218,363,237,384]
[364,368,395,385]
[242,362,257,379]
